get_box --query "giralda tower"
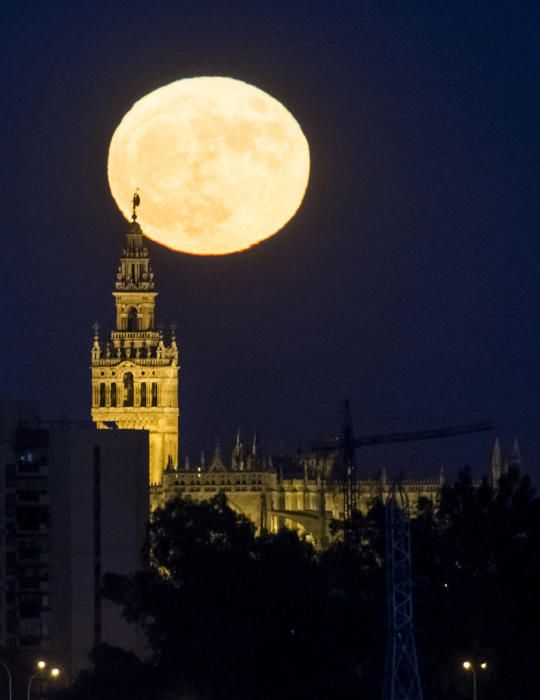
[90,194,179,485]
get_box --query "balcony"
[16,492,49,506]
[17,547,40,561]
[18,578,45,591]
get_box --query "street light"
[0,659,13,700]
[462,660,488,700]
[27,660,61,700]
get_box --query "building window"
[140,383,147,407]
[123,373,134,406]
[110,383,117,407]
[127,307,138,331]
[151,382,158,407]
[99,383,106,407]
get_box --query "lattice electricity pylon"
[383,482,423,700]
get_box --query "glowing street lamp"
[27,661,61,700]
[462,660,488,700]
[27,660,46,700]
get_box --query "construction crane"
[313,399,493,547]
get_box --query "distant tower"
[231,429,246,471]
[384,483,423,700]
[509,438,522,469]
[91,194,179,485]
[490,438,504,486]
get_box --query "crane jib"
[354,422,493,447]
[313,422,493,452]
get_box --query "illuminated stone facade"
[90,213,509,544]
[91,215,179,485]
[152,438,444,547]
[153,437,513,546]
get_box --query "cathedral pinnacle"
[490,437,504,486]
[164,454,176,473]
[252,431,259,456]
[510,438,522,468]
[91,321,101,360]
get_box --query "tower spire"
[91,321,101,360]
[490,438,503,486]
[115,195,154,294]
[509,438,522,469]
[91,205,179,486]
[232,429,245,471]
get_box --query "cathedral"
[90,203,516,546]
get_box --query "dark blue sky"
[2,1,539,477]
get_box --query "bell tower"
[91,194,179,485]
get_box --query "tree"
[57,644,161,700]
[63,471,540,699]
[412,467,540,699]
[103,493,378,699]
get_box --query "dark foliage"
[413,467,540,699]
[103,493,381,699]
[57,644,161,700]
[64,471,540,699]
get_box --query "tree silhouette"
[62,472,540,699]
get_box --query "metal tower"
[383,482,423,700]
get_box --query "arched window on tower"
[99,383,106,407]
[127,307,138,331]
[140,383,147,407]
[123,373,134,407]
[151,382,158,407]
[110,383,117,407]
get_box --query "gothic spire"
[232,429,245,471]
[252,431,260,456]
[490,438,503,486]
[509,438,522,469]
[164,454,176,473]
[91,321,101,360]
[209,439,226,472]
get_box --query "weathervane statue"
[131,189,140,221]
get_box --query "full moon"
[108,77,310,255]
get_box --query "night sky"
[3,2,539,478]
